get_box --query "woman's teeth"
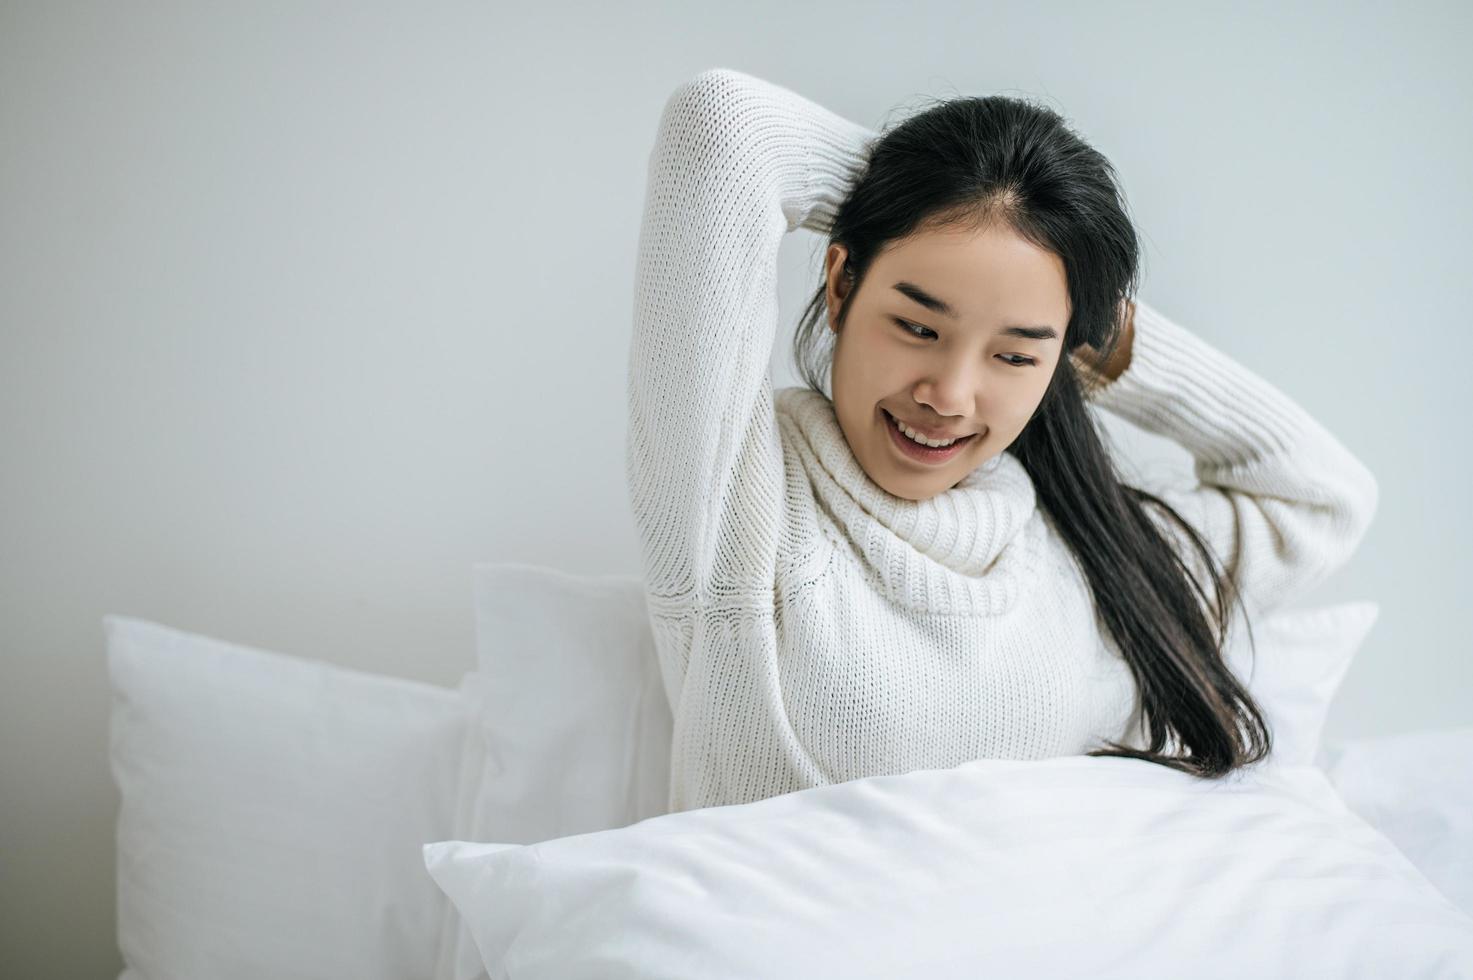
[892,412,961,447]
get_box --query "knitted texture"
[626,67,1380,813]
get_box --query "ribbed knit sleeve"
[1077,300,1381,620]
[626,68,875,610]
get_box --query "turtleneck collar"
[773,386,1048,616]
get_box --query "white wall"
[2,1,1468,975]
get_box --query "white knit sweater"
[626,67,1379,814]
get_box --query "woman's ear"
[824,243,853,333]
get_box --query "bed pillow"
[468,561,672,841]
[425,754,1473,980]
[462,562,1370,832]
[1221,600,1379,767]
[435,563,674,980]
[105,614,482,980]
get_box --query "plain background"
[3,1,1469,975]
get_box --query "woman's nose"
[916,360,981,418]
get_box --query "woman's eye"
[893,317,935,339]
[894,318,1036,368]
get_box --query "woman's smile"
[882,407,978,464]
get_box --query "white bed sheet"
[1319,725,1473,918]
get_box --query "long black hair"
[791,92,1269,779]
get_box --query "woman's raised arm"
[1077,299,1380,624]
[626,68,874,616]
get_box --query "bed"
[105,561,1473,979]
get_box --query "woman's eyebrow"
[891,280,1059,340]
[892,280,960,319]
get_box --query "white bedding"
[105,607,1473,980]
[426,754,1473,980]
[1320,725,1473,920]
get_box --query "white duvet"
[425,755,1473,980]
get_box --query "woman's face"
[824,222,1071,502]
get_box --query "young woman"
[627,67,1379,814]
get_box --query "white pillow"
[436,563,675,980]
[105,614,481,980]
[463,562,1369,825]
[425,755,1473,979]
[467,561,672,840]
[1221,600,1379,767]
[461,561,1370,820]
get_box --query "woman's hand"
[1072,298,1136,384]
